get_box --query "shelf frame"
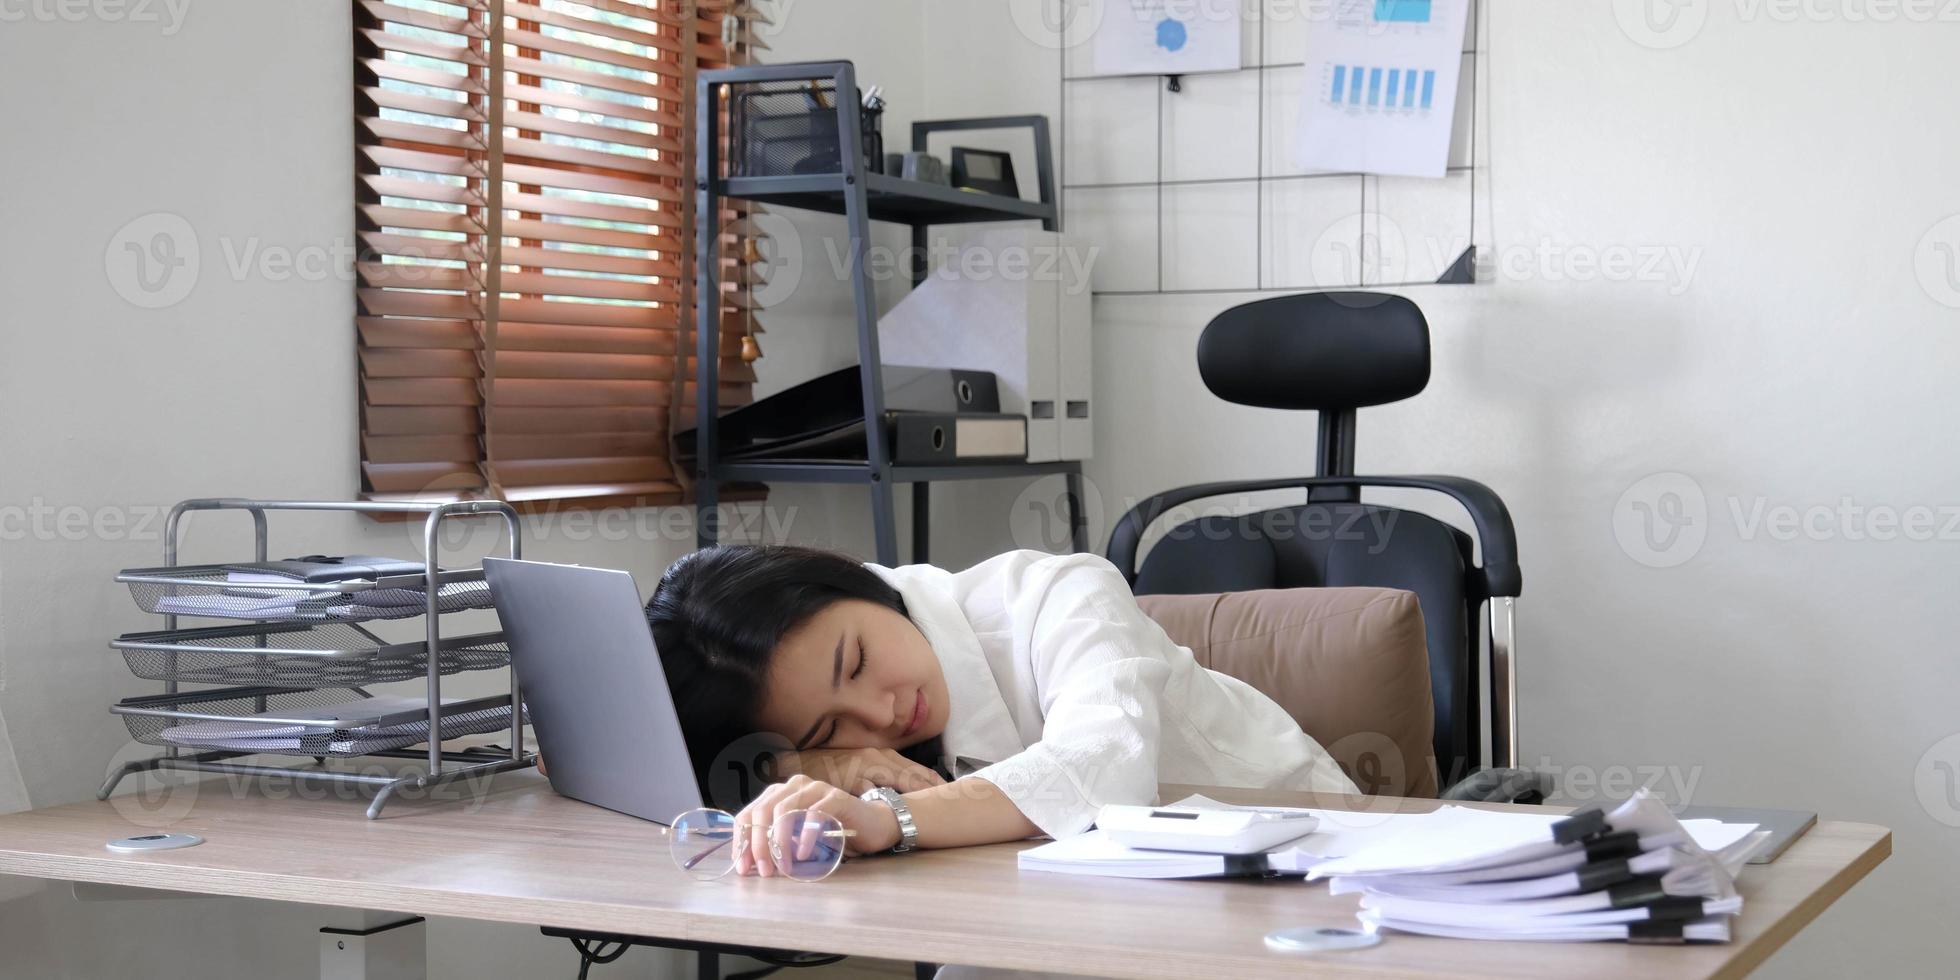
[694,61,1087,564]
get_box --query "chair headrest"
[1196,292,1431,411]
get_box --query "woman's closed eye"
[808,647,871,748]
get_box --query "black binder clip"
[1550,805,1609,845]
[1606,875,1669,910]
[1572,857,1637,893]
[1628,921,1689,946]
[1582,830,1642,862]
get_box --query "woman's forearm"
[900,776,1040,849]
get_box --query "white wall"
[904,2,1959,977]
[5,1,1953,977]
[0,1,915,977]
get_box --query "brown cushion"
[1136,588,1438,798]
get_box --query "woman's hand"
[732,775,900,877]
[777,747,945,794]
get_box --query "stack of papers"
[1319,790,1768,944]
[1016,795,1443,879]
[1018,791,1767,944]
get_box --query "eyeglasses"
[667,807,857,882]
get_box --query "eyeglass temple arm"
[678,825,858,870]
[681,837,734,871]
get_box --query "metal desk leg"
[697,949,718,980]
[319,912,425,980]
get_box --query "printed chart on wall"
[1295,0,1471,178]
[1092,0,1244,77]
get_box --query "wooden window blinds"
[354,0,762,509]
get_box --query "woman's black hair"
[645,544,944,804]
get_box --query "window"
[354,0,761,509]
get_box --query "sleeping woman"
[646,544,1358,876]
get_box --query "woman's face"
[754,599,950,753]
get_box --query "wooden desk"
[0,772,1889,979]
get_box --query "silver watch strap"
[862,786,918,853]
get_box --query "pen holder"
[727,79,883,178]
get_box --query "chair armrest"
[1107,475,1522,598]
[1440,768,1554,805]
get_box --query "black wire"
[564,935,844,979]
[569,937,630,980]
[755,951,847,967]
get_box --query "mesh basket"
[119,565,494,622]
[112,623,510,687]
[113,687,362,746]
[726,78,879,178]
[112,687,520,758]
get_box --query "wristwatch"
[859,786,918,853]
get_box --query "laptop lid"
[484,558,703,824]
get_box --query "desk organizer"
[727,77,881,178]
[97,498,534,818]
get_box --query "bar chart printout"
[1295,0,1471,177]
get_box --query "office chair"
[1106,292,1549,803]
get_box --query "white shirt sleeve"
[966,552,1187,839]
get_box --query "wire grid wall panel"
[1058,0,1488,295]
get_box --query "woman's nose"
[853,690,897,731]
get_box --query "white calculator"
[1098,805,1321,855]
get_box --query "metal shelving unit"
[694,60,1089,565]
[97,498,535,819]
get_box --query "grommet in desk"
[1264,926,1381,953]
[106,833,204,854]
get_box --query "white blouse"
[868,549,1357,838]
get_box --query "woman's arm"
[900,775,1040,849]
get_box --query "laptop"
[483,558,704,824]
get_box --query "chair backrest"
[1112,290,1514,787]
[1133,508,1472,789]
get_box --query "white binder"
[877,228,1093,463]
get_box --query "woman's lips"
[900,690,926,737]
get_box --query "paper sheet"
[1167,794,1432,861]
[1292,0,1472,177]
[1091,0,1243,77]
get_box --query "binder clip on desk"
[98,499,534,819]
